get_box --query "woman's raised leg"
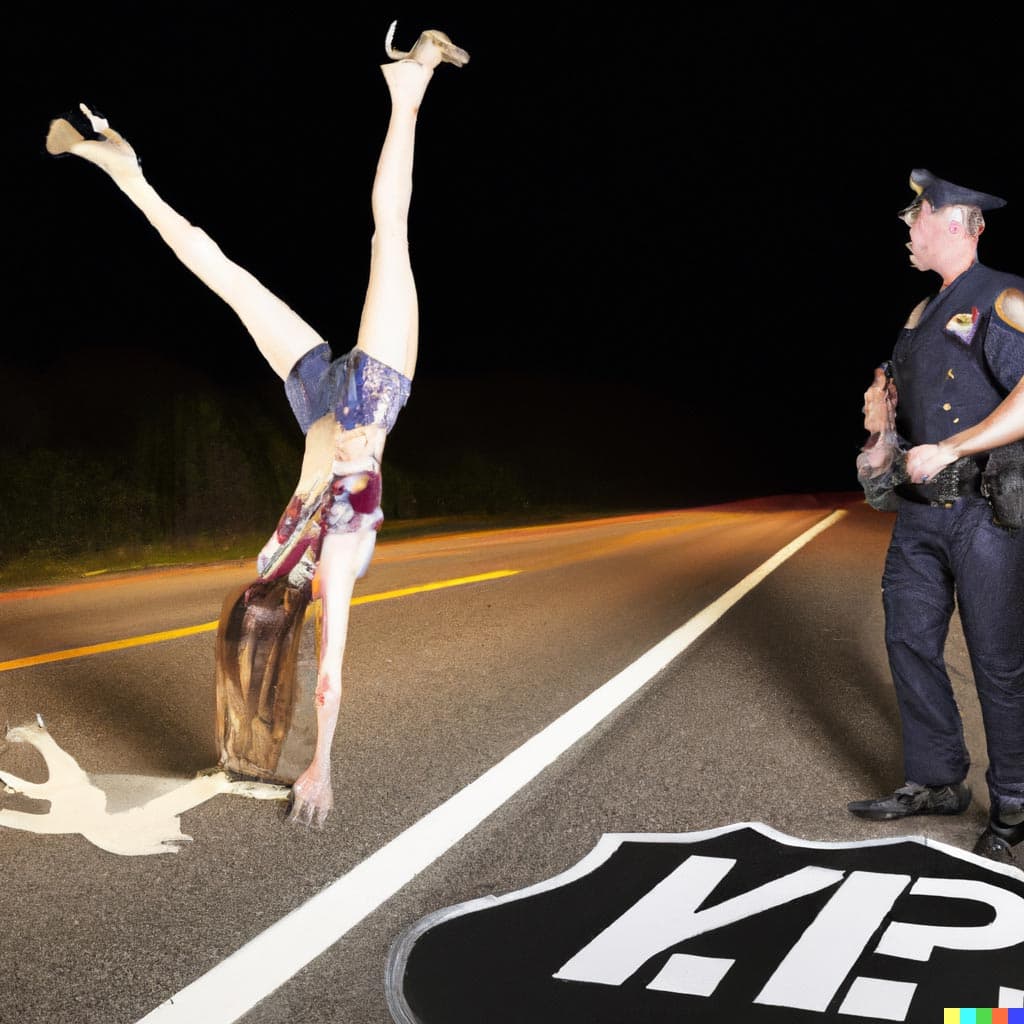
[47,104,324,380]
[354,28,468,380]
[286,28,469,827]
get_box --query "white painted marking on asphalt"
[0,721,288,856]
[136,510,847,1023]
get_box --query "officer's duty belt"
[894,461,983,508]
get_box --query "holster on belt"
[981,441,1024,529]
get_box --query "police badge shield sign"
[386,823,1024,1023]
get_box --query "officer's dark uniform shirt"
[892,262,1024,453]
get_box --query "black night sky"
[5,5,1024,535]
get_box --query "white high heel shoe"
[46,102,141,177]
[384,21,470,68]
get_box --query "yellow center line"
[0,570,520,673]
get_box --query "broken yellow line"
[0,570,519,673]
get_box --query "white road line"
[136,509,847,1024]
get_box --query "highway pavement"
[0,497,1014,1023]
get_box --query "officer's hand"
[906,443,956,483]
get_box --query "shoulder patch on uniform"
[995,287,1024,332]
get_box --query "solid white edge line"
[136,509,847,1023]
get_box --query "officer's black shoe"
[971,817,1024,866]
[847,781,971,820]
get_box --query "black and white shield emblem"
[386,823,1024,1023]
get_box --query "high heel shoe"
[45,115,86,156]
[45,103,94,156]
[384,21,470,68]
[45,102,141,176]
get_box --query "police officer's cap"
[899,168,1007,220]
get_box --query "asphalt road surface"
[0,497,1012,1023]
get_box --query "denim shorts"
[284,344,411,435]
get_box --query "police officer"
[849,169,1024,867]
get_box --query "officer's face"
[904,200,947,273]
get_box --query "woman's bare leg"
[287,36,468,827]
[288,60,430,826]
[47,105,323,380]
[353,55,443,380]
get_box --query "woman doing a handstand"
[46,24,469,827]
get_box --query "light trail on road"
[0,571,519,673]
[134,510,847,1024]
